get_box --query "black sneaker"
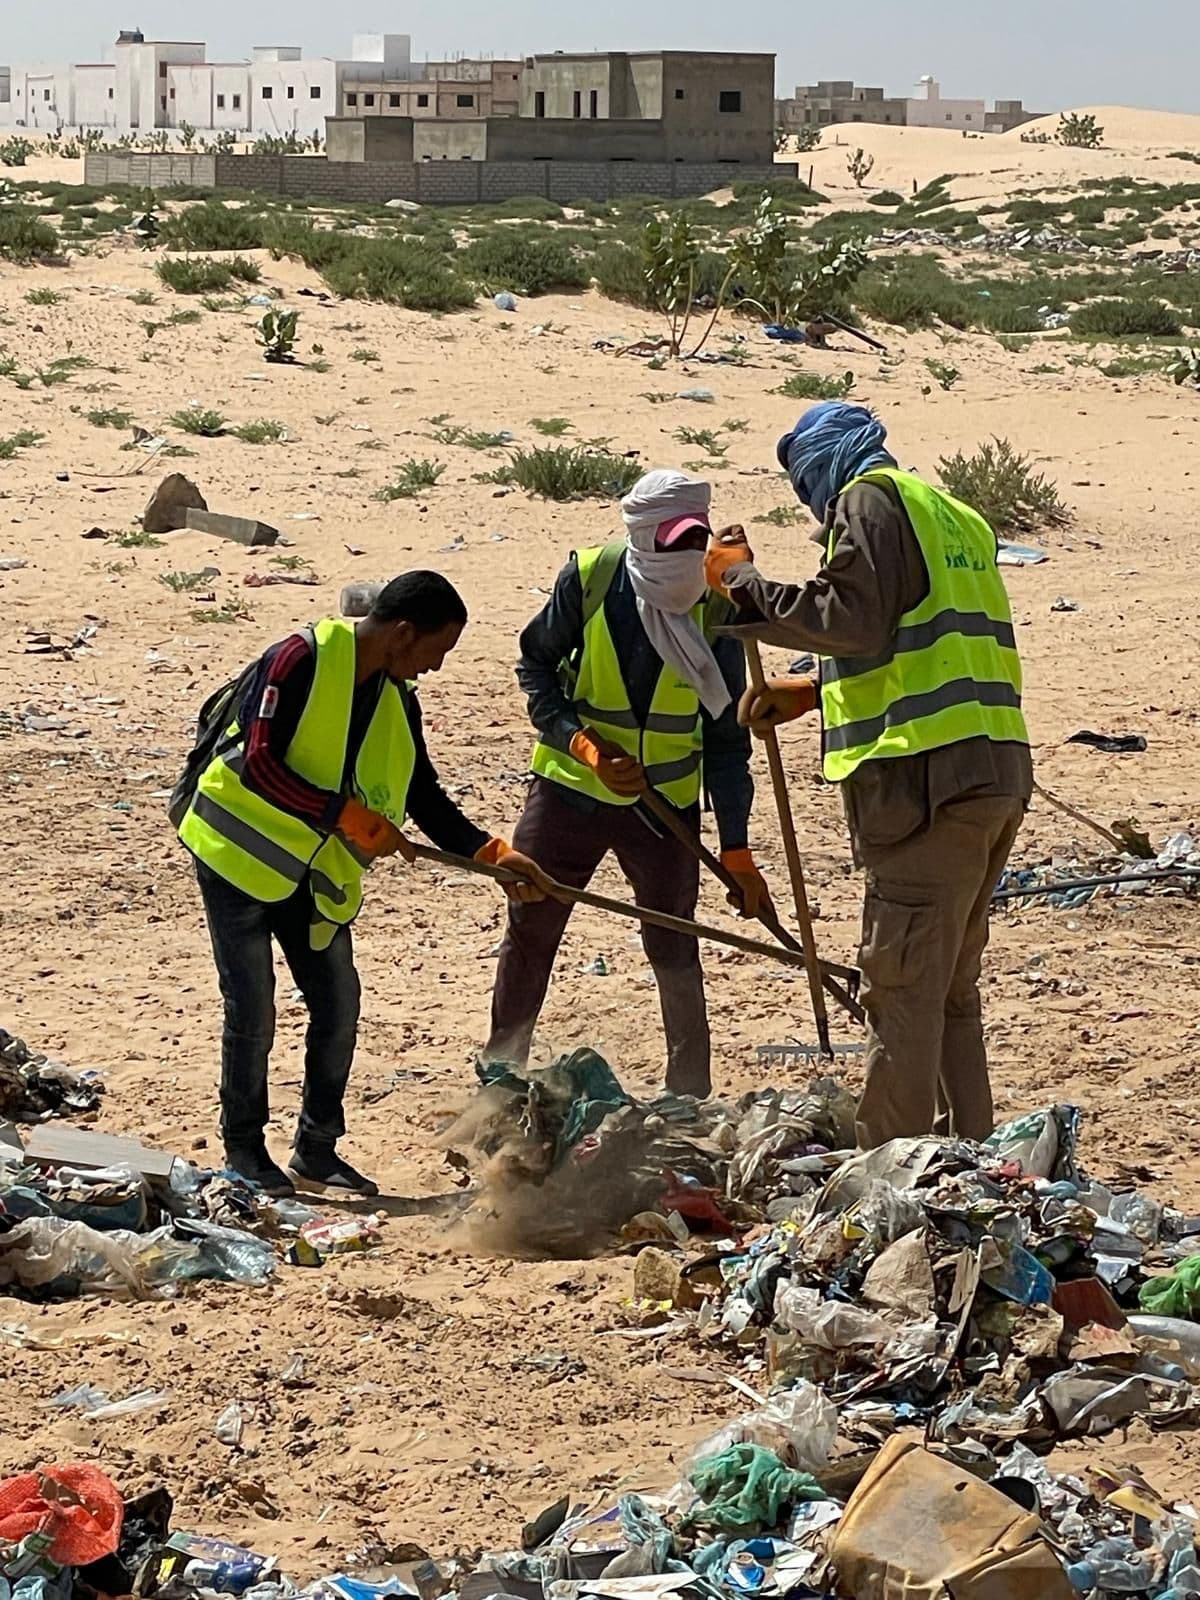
[288,1143,380,1198]
[224,1144,295,1198]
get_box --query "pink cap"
[654,513,712,549]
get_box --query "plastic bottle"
[340,582,384,618]
[1129,1314,1200,1375]
[183,1559,263,1594]
[1065,1540,1154,1593]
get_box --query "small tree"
[794,125,822,154]
[774,127,791,154]
[178,121,197,150]
[256,309,299,364]
[1057,112,1104,149]
[847,147,876,188]
[641,213,702,356]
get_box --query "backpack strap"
[580,540,626,628]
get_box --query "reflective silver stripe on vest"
[823,610,1018,686]
[310,869,350,907]
[189,792,308,885]
[575,699,639,730]
[645,750,702,786]
[644,709,701,734]
[824,678,1022,753]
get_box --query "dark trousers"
[196,861,361,1152]
[487,779,711,1096]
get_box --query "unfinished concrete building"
[778,80,907,131]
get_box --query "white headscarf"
[620,469,731,719]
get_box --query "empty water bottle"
[1066,1539,1153,1593]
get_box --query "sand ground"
[2,116,1200,1568]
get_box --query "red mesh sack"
[0,1465,124,1564]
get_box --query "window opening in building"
[590,88,598,117]
[364,93,375,106]
[417,93,429,107]
[346,92,358,106]
[287,85,294,99]
[389,93,400,107]
[217,92,225,108]
[159,62,167,78]
[311,86,321,98]
[572,90,581,118]
[719,90,742,113]
[262,85,273,99]
[675,88,685,99]
[232,94,241,110]
[457,93,475,108]
[534,90,545,118]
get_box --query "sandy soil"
[2,120,1200,1568]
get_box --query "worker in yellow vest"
[706,404,1032,1148]
[175,571,547,1198]
[487,470,769,1098]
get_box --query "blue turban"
[775,401,896,517]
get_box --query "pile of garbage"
[0,1127,382,1300]
[0,1030,103,1125]
[996,830,1200,910]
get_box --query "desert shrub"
[1069,298,1182,337]
[777,371,855,401]
[461,231,588,295]
[854,259,971,329]
[233,418,288,444]
[86,408,133,429]
[0,429,45,459]
[268,225,474,311]
[938,437,1069,534]
[730,176,826,210]
[0,210,58,262]
[1058,112,1104,149]
[593,242,649,305]
[374,458,445,501]
[156,255,260,293]
[868,190,905,207]
[168,406,228,436]
[486,196,565,221]
[162,203,267,251]
[793,125,822,153]
[490,445,641,501]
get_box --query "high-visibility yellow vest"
[820,468,1029,783]
[530,541,725,809]
[179,617,416,947]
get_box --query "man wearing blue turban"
[705,402,1032,1150]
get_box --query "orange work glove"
[704,524,755,598]
[337,798,414,861]
[720,848,774,921]
[475,837,550,903]
[570,728,647,797]
[737,676,818,737]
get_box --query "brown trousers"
[853,794,1024,1149]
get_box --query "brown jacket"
[726,477,1033,857]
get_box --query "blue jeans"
[196,861,361,1151]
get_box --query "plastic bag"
[0,1465,123,1564]
[0,1215,273,1299]
[687,1381,837,1476]
[856,1180,928,1247]
[773,1283,892,1350]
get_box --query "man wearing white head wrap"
[484,469,770,1097]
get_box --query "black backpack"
[167,625,315,829]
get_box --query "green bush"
[461,231,588,295]
[938,437,1069,534]
[854,260,971,329]
[1069,298,1182,337]
[156,254,261,293]
[490,445,641,501]
[374,458,446,501]
[162,203,267,251]
[486,196,565,221]
[868,190,906,207]
[777,370,855,401]
[592,241,651,306]
[0,209,58,262]
[169,407,228,436]
[731,177,826,209]
[268,223,474,311]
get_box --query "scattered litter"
[1067,729,1148,754]
[341,581,384,617]
[0,1028,104,1123]
[0,558,27,572]
[243,571,318,588]
[1050,595,1080,612]
[997,540,1049,565]
[144,473,207,535]
[678,388,716,403]
[493,292,518,312]
[185,509,279,548]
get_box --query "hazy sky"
[7,0,1200,116]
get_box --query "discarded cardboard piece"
[22,1124,178,1181]
[143,473,207,535]
[861,1229,936,1320]
[829,1436,1075,1600]
[185,508,279,547]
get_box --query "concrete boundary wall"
[85,150,793,204]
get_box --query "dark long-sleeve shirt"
[725,478,1032,854]
[237,631,488,858]
[518,551,754,852]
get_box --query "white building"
[905,75,985,132]
[0,29,417,140]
